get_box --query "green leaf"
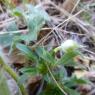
[0,21,18,47]
[20,13,45,42]
[16,43,38,61]
[35,6,50,21]
[39,83,63,95]
[64,76,87,88]
[19,67,37,84]
[58,50,79,66]
[19,4,50,43]
[37,60,48,75]
[6,21,18,31]
[19,73,29,84]
[64,86,80,95]
[0,69,11,95]
[52,66,67,82]
[26,4,50,21]
[19,67,37,75]
[35,47,55,64]
[12,8,24,17]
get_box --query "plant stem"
[45,63,67,95]
[0,57,28,95]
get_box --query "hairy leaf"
[16,43,38,61]
[64,86,80,95]
[19,4,50,43]
[35,47,55,64]
[0,21,18,47]
[58,50,80,66]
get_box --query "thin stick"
[0,28,51,35]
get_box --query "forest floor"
[1,0,95,95]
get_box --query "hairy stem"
[0,56,28,95]
[45,63,67,95]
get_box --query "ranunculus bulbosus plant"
[16,39,88,95]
